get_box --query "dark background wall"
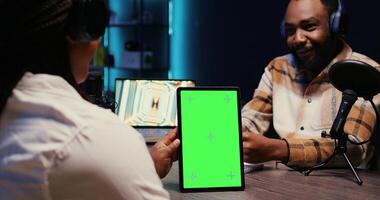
[171,0,380,103]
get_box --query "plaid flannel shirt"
[242,41,380,168]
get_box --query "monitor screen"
[115,79,195,127]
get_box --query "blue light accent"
[170,0,189,79]
[103,27,124,91]
[108,28,124,68]
[104,0,126,91]
[168,1,173,35]
[168,69,172,79]
[102,28,109,91]
[103,66,109,91]
[108,0,127,22]
[103,28,109,48]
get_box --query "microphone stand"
[303,90,363,185]
[303,134,363,185]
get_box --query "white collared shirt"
[0,72,169,200]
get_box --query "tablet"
[177,87,245,192]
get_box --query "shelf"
[90,65,169,71]
[89,66,169,78]
[108,22,169,28]
[99,0,170,92]
[88,65,169,92]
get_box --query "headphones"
[66,0,109,42]
[280,0,345,38]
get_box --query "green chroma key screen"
[177,87,245,192]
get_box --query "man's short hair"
[289,0,339,16]
[320,0,339,16]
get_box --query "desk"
[162,162,380,200]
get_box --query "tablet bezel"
[177,87,245,192]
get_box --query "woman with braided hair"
[0,1,176,199]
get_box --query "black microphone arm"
[330,89,358,139]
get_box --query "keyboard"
[135,128,172,143]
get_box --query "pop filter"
[328,59,380,98]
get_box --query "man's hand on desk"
[242,131,289,164]
[149,128,180,179]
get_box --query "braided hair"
[0,0,78,114]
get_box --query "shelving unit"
[90,0,170,92]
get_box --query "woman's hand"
[149,128,180,178]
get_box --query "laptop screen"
[115,79,195,127]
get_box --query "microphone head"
[328,59,380,98]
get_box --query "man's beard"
[291,36,336,74]
[295,51,324,71]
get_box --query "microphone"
[328,59,380,99]
[305,60,379,184]
[329,89,357,139]
[328,60,380,139]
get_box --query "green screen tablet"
[177,87,245,192]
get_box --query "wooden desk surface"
[162,162,380,200]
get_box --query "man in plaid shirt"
[242,0,379,168]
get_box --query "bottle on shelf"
[93,41,106,67]
[142,10,154,24]
[120,41,154,69]
[124,40,139,51]
[121,40,140,69]
[143,44,153,69]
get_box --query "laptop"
[115,79,195,143]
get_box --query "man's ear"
[66,35,101,44]
[66,36,76,44]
